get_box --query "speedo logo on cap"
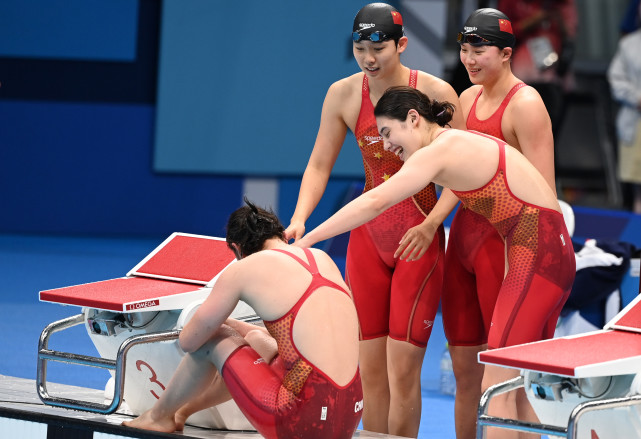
[464,26,477,32]
[358,23,376,30]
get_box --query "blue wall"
[0,0,639,252]
[0,0,364,239]
[0,100,243,237]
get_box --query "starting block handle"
[476,375,568,438]
[567,394,641,439]
[37,313,180,414]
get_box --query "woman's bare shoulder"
[415,71,458,99]
[327,72,364,98]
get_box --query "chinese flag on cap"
[391,11,403,25]
[498,18,513,34]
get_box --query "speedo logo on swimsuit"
[358,23,376,30]
[354,399,364,413]
[364,135,382,145]
[560,234,566,246]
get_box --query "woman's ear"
[397,36,409,53]
[407,109,420,126]
[501,46,513,62]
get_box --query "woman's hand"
[284,221,305,243]
[394,221,438,261]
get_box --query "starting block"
[477,287,641,439]
[37,232,258,430]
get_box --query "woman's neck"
[368,64,410,99]
[425,123,446,146]
[261,238,288,251]
[481,69,519,100]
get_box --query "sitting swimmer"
[123,198,363,439]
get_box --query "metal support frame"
[36,313,180,414]
[477,375,641,438]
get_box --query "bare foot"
[174,409,188,431]
[122,408,177,433]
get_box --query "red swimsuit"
[346,70,445,347]
[449,133,575,348]
[442,83,527,346]
[221,248,363,439]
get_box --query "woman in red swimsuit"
[123,199,362,439]
[297,86,575,436]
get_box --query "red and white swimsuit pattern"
[442,83,528,346]
[450,132,575,349]
[221,248,363,439]
[345,70,445,347]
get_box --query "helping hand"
[394,222,437,261]
[284,221,305,243]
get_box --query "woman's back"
[428,130,559,213]
[239,246,360,386]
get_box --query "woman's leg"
[386,338,426,438]
[122,346,222,432]
[174,372,231,430]
[481,364,540,439]
[449,344,486,439]
[123,324,247,433]
[359,337,390,434]
[173,325,278,429]
[482,364,520,439]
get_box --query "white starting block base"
[36,233,258,430]
[1,374,400,439]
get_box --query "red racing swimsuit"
[346,70,445,347]
[442,83,528,346]
[449,133,575,348]
[221,248,363,439]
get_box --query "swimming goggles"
[457,32,493,46]
[352,31,389,42]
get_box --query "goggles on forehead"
[352,30,390,42]
[457,32,493,46]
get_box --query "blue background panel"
[153,0,365,177]
[0,0,139,61]
[0,100,242,238]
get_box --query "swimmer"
[296,86,575,439]
[123,199,362,439]
[284,4,464,436]
[443,8,558,438]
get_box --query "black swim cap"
[353,3,404,42]
[459,8,515,49]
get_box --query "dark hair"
[226,197,285,258]
[374,86,455,127]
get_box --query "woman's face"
[459,43,506,84]
[376,114,420,161]
[353,37,406,79]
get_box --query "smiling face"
[459,43,510,84]
[353,37,406,79]
[376,113,420,161]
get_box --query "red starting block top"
[39,277,206,312]
[606,293,641,333]
[128,233,236,284]
[479,330,641,377]
[39,233,236,312]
